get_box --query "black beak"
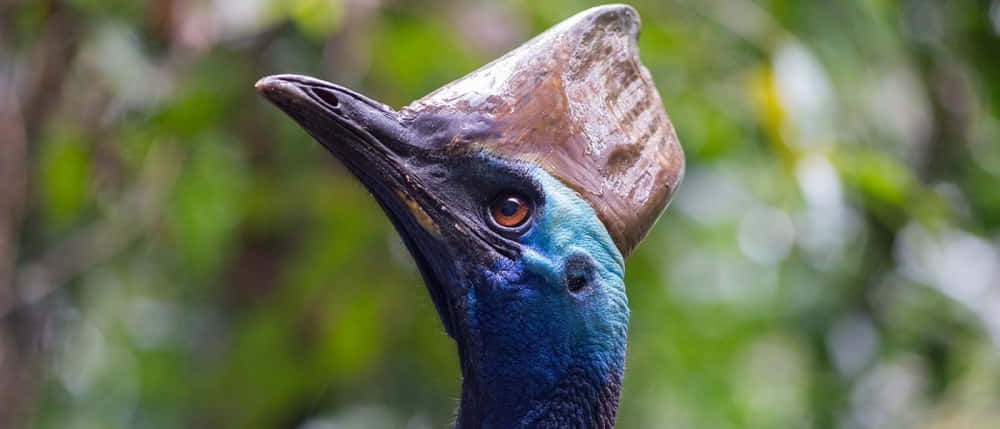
[255,74,415,179]
[255,74,466,336]
[255,75,439,235]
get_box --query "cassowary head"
[257,4,683,428]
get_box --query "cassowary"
[256,5,684,428]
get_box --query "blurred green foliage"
[3,0,1000,428]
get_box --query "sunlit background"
[2,0,999,427]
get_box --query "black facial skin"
[255,75,543,339]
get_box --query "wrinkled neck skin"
[454,170,629,429]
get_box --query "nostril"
[313,88,341,110]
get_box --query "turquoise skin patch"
[521,169,625,281]
[519,168,629,374]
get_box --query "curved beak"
[255,75,431,233]
[255,74,465,336]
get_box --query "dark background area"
[2,0,999,427]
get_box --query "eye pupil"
[489,193,531,229]
[500,198,520,217]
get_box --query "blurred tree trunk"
[0,2,80,425]
[0,68,30,429]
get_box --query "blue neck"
[453,170,628,429]
[455,363,623,429]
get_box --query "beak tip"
[255,75,303,106]
[254,76,279,95]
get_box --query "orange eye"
[489,194,531,229]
